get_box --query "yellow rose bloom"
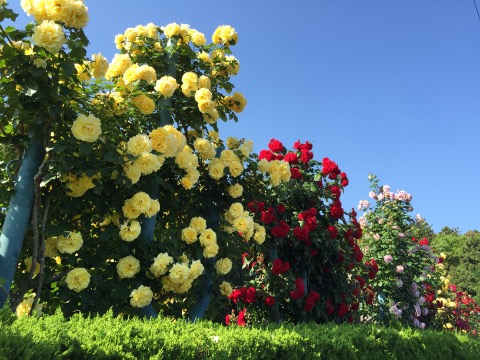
[226,137,240,150]
[130,285,153,308]
[149,127,178,156]
[123,64,157,85]
[203,243,219,258]
[71,114,102,142]
[197,100,216,114]
[150,252,173,277]
[56,232,83,254]
[181,227,198,244]
[212,25,238,46]
[66,268,91,292]
[194,88,212,103]
[253,223,266,244]
[132,94,156,115]
[234,216,254,235]
[199,228,217,247]
[15,297,43,317]
[129,192,152,213]
[194,138,216,160]
[197,51,211,64]
[198,75,211,89]
[127,134,152,156]
[155,76,179,97]
[258,159,271,173]
[124,162,141,184]
[208,158,226,180]
[32,20,66,53]
[105,54,132,79]
[227,184,243,198]
[215,258,232,275]
[21,0,48,22]
[186,169,200,184]
[238,140,254,158]
[229,161,244,178]
[117,255,141,279]
[175,146,198,170]
[228,203,244,219]
[134,152,162,175]
[189,30,206,46]
[190,217,207,232]
[224,92,247,113]
[164,22,182,37]
[75,63,90,82]
[219,149,238,164]
[144,199,160,218]
[122,198,141,219]
[24,256,40,276]
[189,260,204,280]
[62,0,89,29]
[169,263,190,284]
[180,177,193,190]
[89,53,108,79]
[119,221,141,242]
[45,236,59,258]
[219,281,233,296]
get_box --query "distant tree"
[450,233,480,301]
[409,218,435,240]
[438,226,462,236]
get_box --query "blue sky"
[7,1,480,233]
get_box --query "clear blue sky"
[8,1,480,233]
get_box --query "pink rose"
[383,255,393,263]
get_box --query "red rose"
[268,138,284,153]
[293,226,309,241]
[340,172,349,187]
[237,309,247,326]
[419,238,429,246]
[327,225,338,239]
[293,140,301,150]
[272,259,286,275]
[310,249,318,256]
[265,296,276,307]
[275,153,284,160]
[245,287,257,303]
[330,200,344,219]
[271,220,290,238]
[300,149,313,164]
[337,250,345,263]
[277,204,286,213]
[248,201,265,213]
[282,261,291,272]
[228,288,244,303]
[258,149,275,161]
[290,167,303,179]
[225,314,231,325]
[337,303,348,317]
[284,152,298,164]
[322,157,341,179]
[305,216,317,231]
[329,185,341,200]
[356,275,366,288]
[261,208,276,224]
[303,297,316,311]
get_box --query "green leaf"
[78,141,92,155]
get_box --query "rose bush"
[357,174,442,329]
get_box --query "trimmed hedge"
[1,308,479,359]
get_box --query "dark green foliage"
[1,308,479,360]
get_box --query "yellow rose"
[150,253,173,277]
[149,127,178,156]
[175,147,198,170]
[129,192,152,213]
[258,159,271,173]
[117,255,141,279]
[56,232,83,254]
[226,137,240,150]
[253,223,266,244]
[203,244,219,258]
[145,199,160,218]
[122,199,141,219]
[238,140,254,157]
[32,20,66,53]
[197,99,216,114]
[233,216,254,235]
[224,92,247,113]
[130,285,153,308]
[228,161,244,178]
[189,30,206,46]
[65,268,91,292]
[181,227,198,244]
[164,22,182,37]
[199,228,217,247]
[62,0,89,29]
[15,298,43,317]
[228,203,244,219]
[208,158,225,180]
[190,217,207,232]
[189,260,204,280]
[45,236,59,258]
[127,134,152,156]
[212,25,238,46]
[132,94,155,115]
[89,53,108,79]
[227,184,243,198]
[105,54,132,79]
[186,169,200,184]
[123,64,156,85]
[24,256,40,276]
[124,162,141,184]
[219,281,233,296]
[154,76,179,97]
[194,88,212,103]
[198,75,211,89]
[134,152,162,175]
[194,138,216,160]
[169,263,190,284]
[215,258,232,275]
[119,221,141,242]
[71,114,102,142]
[21,0,48,22]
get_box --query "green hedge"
[1,308,479,359]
